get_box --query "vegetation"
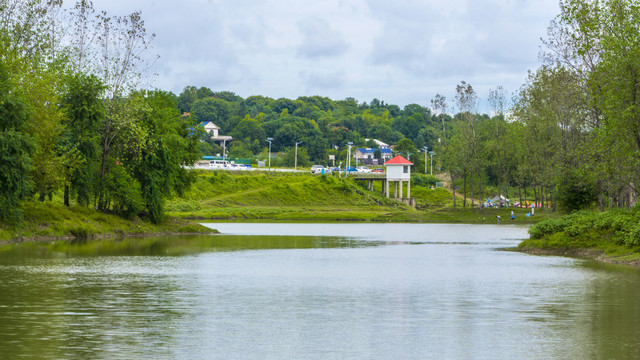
[2,0,640,256]
[0,202,213,244]
[0,1,200,227]
[165,171,556,223]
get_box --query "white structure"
[201,121,220,137]
[200,121,233,158]
[365,138,390,149]
[384,155,413,202]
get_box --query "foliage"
[555,168,598,212]
[528,208,640,248]
[0,61,34,222]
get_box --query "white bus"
[209,160,230,169]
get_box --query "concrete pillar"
[399,180,403,199]
[385,179,390,198]
[407,180,410,198]
[394,181,398,198]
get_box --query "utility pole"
[295,141,302,171]
[347,142,353,178]
[429,151,435,176]
[423,146,428,175]
[266,137,273,172]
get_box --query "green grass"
[0,201,214,243]
[517,209,640,264]
[165,170,561,224]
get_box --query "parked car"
[372,168,384,173]
[357,166,371,173]
[330,167,340,174]
[310,165,326,174]
[345,166,358,174]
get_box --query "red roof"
[384,155,413,165]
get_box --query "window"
[403,166,408,173]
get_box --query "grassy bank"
[517,209,640,267]
[0,201,214,244]
[166,170,559,223]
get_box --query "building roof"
[355,148,392,154]
[384,155,413,165]
[199,121,219,129]
[364,139,389,148]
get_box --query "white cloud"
[92,0,560,111]
[296,17,350,58]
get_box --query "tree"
[178,86,198,113]
[120,90,200,223]
[455,81,481,206]
[191,97,231,131]
[0,61,34,222]
[282,146,311,168]
[61,73,105,207]
[394,138,417,159]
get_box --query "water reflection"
[0,224,639,359]
[0,234,383,259]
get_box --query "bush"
[411,174,440,187]
[555,169,597,212]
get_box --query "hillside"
[166,170,552,223]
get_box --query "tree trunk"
[451,173,457,208]
[477,168,482,204]
[463,175,467,207]
[469,170,473,207]
[64,185,70,207]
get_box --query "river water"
[0,223,639,359]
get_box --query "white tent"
[488,195,510,204]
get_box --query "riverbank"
[517,247,640,268]
[0,202,215,245]
[516,209,640,268]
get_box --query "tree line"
[2,0,639,225]
[0,1,200,224]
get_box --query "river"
[0,223,639,359]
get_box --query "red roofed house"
[384,155,415,206]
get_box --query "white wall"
[386,165,411,180]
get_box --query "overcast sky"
[99,0,560,113]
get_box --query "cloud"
[94,0,561,112]
[296,17,350,58]
[300,70,346,91]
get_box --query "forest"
[2,0,640,225]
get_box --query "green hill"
[165,170,550,223]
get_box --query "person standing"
[511,210,515,221]
[531,203,535,216]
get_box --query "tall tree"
[0,61,34,222]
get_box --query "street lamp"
[295,141,303,171]
[429,151,435,176]
[266,137,273,172]
[347,142,353,177]
[423,146,428,175]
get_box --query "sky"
[98,0,561,113]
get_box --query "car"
[357,166,371,173]
[310,165,326,174]
[372,168,384,173]
[329,167,340,173]
[345,166,357,174]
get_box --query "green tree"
[0,62,34,222]
[61,73,105,207]
[394,138,417,159]
[121,90,200,223]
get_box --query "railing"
[349,173,386,180]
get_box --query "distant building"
[353,148,392,165]
[365,138,390,149]
[199,121,233,158]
